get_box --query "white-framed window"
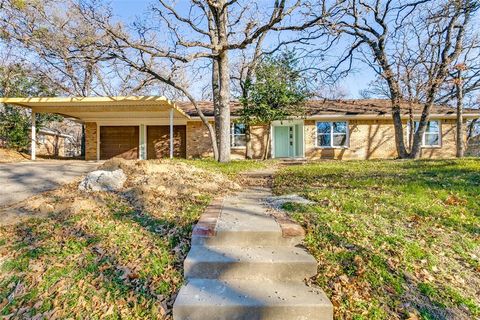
[231,123,246,148]
[316,121,349,148]
[408,120,441,147]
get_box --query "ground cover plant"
[0,158,257,319]
[274,159,480,320]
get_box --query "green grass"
[179,158,271,177]
[274,159,480,320]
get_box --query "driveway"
[0,160,100,207]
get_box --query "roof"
[0,96,190,120]
[176,99,480,119]
[38,128,74,139]
[1,96,479,120]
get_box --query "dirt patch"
[0,148,30,163]
[0,159,241,319]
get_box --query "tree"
[76,0,327,162]
[321,0,478,158]
[0,63,61,150]
[240,51,309,159]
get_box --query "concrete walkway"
[173,187,333,320]
[0,160,100,207]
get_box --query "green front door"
[274,126,293,158]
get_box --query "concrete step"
[173,278,333,320]
[184,245,317,281]
[192,229,301,247]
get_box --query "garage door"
[100,126,139,160]
[147,125,186,159]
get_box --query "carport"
[0,96,190,160]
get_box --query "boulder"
[79,169,127,192]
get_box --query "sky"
[109,0,376,99]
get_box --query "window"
[409,120,441,147]
[38,134,46,144]
[231,123,246,147]
[316,121,348,147]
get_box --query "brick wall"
[186,121,214,158]
[185,121,268,159]
[85,122,97,160]
[304,119,458,160]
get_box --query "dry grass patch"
[0,159,241,319]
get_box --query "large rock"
[78,169,127,192]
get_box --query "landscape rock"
[265,194,315,210]
[78,169,127,192]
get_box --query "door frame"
[271,120,305,159]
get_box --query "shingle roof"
[176,99,480,118]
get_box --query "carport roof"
[0,96,190,120]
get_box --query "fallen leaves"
[0,159,239,319]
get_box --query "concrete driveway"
[0,160,100,207]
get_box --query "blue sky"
[110,0,376,99]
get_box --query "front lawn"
[274,159,480,320]
[0,159,249,319]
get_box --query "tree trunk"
[410,99,435,159]
[262,124,271,160]
[245,124,253,159]
[391,100,409,158]
[456,70,464,158]
[212,57,221,159]
[217,50,231,162]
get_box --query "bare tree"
[77,0,327,162]
[322,0,479,158]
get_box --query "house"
[32,128,79,158]
[1,96,479,161]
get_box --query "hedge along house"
[1,96,479,161]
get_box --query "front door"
[274,126,294,158]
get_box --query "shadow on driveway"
[0,160,101,207]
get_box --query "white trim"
[315,120,350,149]
[186,113,480,122]
[86,118,188,125]
[139,124,147,160]
[96,123,100,161]
[31,111,36,160]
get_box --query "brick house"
[1,96,479,161]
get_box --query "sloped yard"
[274,159,480,320]
[0,159,265,319]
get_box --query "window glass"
[316,121,348,147]
[333,122,347,133]
[233,123,246,135]
[332,134,347,147]
[316,122,331,134]
[231,123,246,147]
[426,121,439,133]
[318,133,331,147]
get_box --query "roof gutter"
[187,113,480,121]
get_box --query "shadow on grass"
[0,190,201,318]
